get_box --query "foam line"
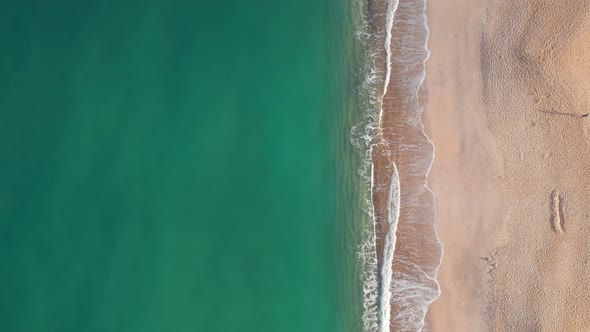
[377,0,400,132]
[378,162,401,332]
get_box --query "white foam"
[377,0,400,132]
[378,163,401,332]
[350,1,442,331]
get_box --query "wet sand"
[366,0,441,330]
[425,0,590,330]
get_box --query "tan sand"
[425,0,590,331]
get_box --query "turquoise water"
[0,1,364,331]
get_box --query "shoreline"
[360,0,442,330]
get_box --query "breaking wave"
[351,1,442,331]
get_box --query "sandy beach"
[425,0,590,330]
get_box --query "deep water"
[0,1,364,331]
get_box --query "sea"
[0,1,439,332]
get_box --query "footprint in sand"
[550,190,565,234]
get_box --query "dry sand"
[425,0,590,331]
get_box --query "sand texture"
[425,0,590,331]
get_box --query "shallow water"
[352,0,442,331]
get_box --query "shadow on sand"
[540,110,589,118]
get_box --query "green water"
[0,1,366,332]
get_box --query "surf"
[351,0,443,331]
[378,162,400,332]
